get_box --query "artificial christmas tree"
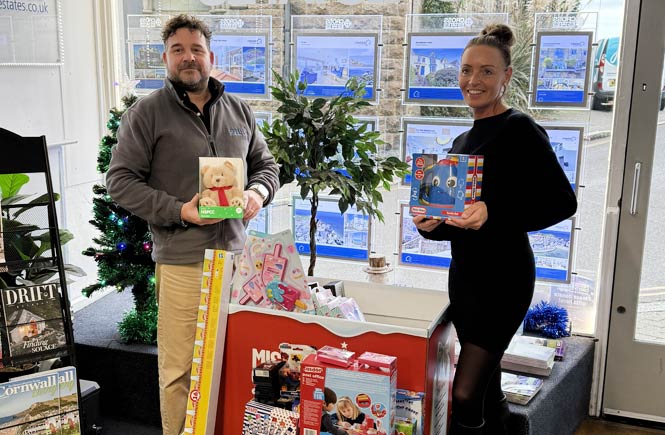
[82,95,158,343]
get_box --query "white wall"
[0,1,105,309]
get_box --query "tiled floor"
[576,418,665,434]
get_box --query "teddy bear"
[199,160,244,208]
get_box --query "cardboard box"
[299,352,397,435]
[199,157,245,219]
[409,153,483,219]
[216,280,453,435]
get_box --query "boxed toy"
[199,156,245,219]
[299,351,397,435]
[231,230,313,313]
[409,153,483,219]
[395,390,425,435]
[183,250,234,435]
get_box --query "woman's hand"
[413,215,445,232]
[445,201,488,230]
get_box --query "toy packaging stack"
[395,390,425,435]
[199,156,245,219]
[409,153,483,220]
[299,348,397,435]
[231,230,313,313]
[309,284,366,321]
[183,250,234,435]
[242,400,299,435]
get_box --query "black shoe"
[483,396,510,435]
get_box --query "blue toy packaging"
[409,153,483,219]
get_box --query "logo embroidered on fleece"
[228,127,247,136]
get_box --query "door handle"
[629,162,642,215]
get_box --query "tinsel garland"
[523,301,571,339]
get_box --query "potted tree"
[260,71,409,276]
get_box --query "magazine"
[0,284,67,360]
[501,372,544,405]
[0,366,80,434]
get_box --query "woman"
[414,24,577,435]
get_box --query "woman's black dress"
[420,108,577,353]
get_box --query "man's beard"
[168,63,208,92]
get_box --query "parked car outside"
[591,36,665,111]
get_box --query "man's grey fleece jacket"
[106,79,279,264]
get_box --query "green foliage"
[117,296,158,344]
[83,94,156,343]
[260,70,409,275]
[0,174,84,289]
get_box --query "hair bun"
[481,24,515,47]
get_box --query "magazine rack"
[0,127,77,373]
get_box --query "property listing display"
[246,207,269,234]
[406,33,474,104]
[528,218,575,283]
[254,112,272,129]
[398,204,452,269]
[210,33,268,97]
[532,31,593,107]
[125,15,169,92]
[549,274,595,334]
[294,33,379,102]
[401,119,472,184]
[292,196,371,261]
[129,42,165,90]
[544,125,583,191]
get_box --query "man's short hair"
[324,387,337,405]
[161,14,212,48]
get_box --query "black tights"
[452,341,505,429]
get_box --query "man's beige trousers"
[155,262,203,435]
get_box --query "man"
[106,14,279,435]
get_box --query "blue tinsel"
[523,301,571,339]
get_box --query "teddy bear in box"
[199,160,244,208]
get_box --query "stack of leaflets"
[0,366,81,434]
[502,339,556,377]
[1,284,68,364]
[242,400,299,435]
[501,372,544,405]
[515,334,567,360]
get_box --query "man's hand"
[444,201,488,230]
[243,189,263,220]
[181,194,222,226]
[413,215,445,232]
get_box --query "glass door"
[604,0,665,422]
